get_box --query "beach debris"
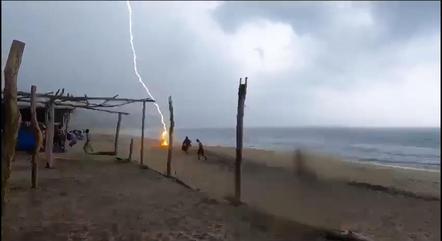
[115,157,130,163]
[325,229,374,241]
[348,181,440,201]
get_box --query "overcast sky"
[2,1,440,129]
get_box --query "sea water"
[100,127,440,170]
[172,127,440,170]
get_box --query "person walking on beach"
[83,129,94,154]
[196,139,207,160]
[182,136,192,154]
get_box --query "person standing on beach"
[83,129,94,154]
[196,139,207,160]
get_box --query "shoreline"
[91,127,440,172]
[89,132,440,199]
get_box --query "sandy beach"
[3,133,440,241]
[112,133,440,241]
[3,146,325,241]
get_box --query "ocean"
[104,127,440,170]
[172,127,441,170]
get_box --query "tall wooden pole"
[63,112,70,150]
[140,101,146,167]
[64,112,70,134]
[114,113,122,155]
[235,77,247,204]
[45,100,55,168]
[2,40,25,215]
[166,96,175,177]
[129,138,134,161]
[30,85,42,188]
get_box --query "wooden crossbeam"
[16,91,155,103]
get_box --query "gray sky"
[2,1,440,129]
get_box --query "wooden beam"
[166,96,175,177]
[16,99,130,115]
[234,77,247,204]
[16,91,155,102]
[45,100,55,168]
[2,40,25,214]
[140,101,146,167]
[30,85,43,188]
[114,113,122,155]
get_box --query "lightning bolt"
[126,1,167,137]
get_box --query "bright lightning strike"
[126,1,168,146]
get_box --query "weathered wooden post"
[166,96,175,177]
[30,85,43,188]
[234,77,247,204]
[45,99,55,168]
[63,112,70,150]
[114,112,122,155]
[64,112,70,134]
[140,101,146,167]
[128,138,134,161]
[2,40,25,214]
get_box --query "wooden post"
[64,112,70,134]
[128,138,134,161]
[2,40,25,214]
[166,96,175,177]
[45,100,55,168]
[114,113,122,155]
[63,112,70,149]
[234,77,247,204]
[30,85,42,188]
[140,101,146,166]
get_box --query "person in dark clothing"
[196,139,207,160]
[182,136,192,153]
[67,130,77,147]
[83,129,94,153]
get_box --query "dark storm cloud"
[2,1,440,127]
[213,1,440,40]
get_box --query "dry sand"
[112,134,440,241]
[3,149,325,241]
[3,133,440,241]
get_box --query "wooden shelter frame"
[5,88,156,168]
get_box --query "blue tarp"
[16,127,36,151]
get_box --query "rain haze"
[2,1,440,128]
